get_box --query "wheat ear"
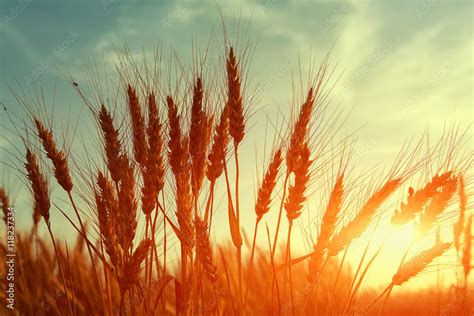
[126,84,147,167]
[392,172,452,225]
[98,104,125,183]
[308,173,344,281]
[34,118,73,192]
[416,175,457,237]
[329,178,402,256]
[392,242,451,285]
[195,216,218,283]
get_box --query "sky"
[0,0,472,290]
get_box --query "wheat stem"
[47,222,73,315]
[67,191,107,313]
[244,218,260,309]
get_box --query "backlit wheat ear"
[286,88,314,175]
[127,84,147,167]
[392,241,451,286]
[195,216,218,283]
[34,118,73,192]
[141,92,165,215]
[392,172,453,225]
[309,173,344,280]
[462,215,472,279]
[189,77,210,196]
[117,159,138,253]
[207,105,229,183]
[226,47,245,147]
[329,178,402,256]
[255,148,283,221]
[166,95,194,248]
[175,137,194,250]
[98,104,125,183]
[25,149,71,313]
[96,171,119,266]
[0,187,10,224]
[285,143,312,221]
[416,175,457,237]
[120,238,152,292]
[146,92,165,192]
[25,148,51,223]
[166,95,184,176]
[454,175,466,253]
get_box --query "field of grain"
[0,24,473,316]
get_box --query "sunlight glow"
[387,222,415,251]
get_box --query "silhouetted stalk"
[47,222,73,315]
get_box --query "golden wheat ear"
[392,242,451,286]
[226,47,245,147]
[126,84,147,168]
[329,178,402,257]
[392,171,453,226]
[34,118,73,192]
[98,104,125,183]
[308,173,344,281]
[207,105,229,184]
[415,175,457,238]
[255,148,283,221]
[195,216,218,283]
[25,148,50,223]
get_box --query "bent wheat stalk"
[24,148,73,315]
[245,148,282,309]
[227,46,246,307]
[35,117,107,312]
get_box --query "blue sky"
[0,0,472,286]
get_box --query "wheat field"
[0,23,473,316]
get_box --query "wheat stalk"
[226,46,246,307]
[0,187,10,224]
[454,175,466,253]
[245,148,283,308]
[35,115,109,311]
[462,215,472,281]
[24,147,73,313]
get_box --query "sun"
[387,222,416,251]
